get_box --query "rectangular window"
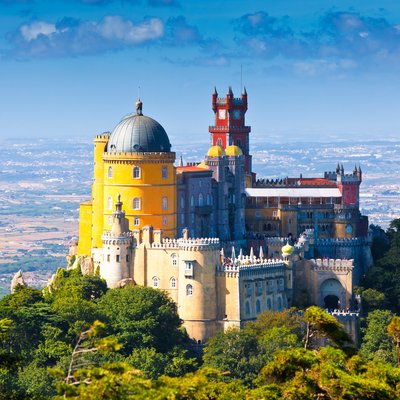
[162,197,168,210]
[272,210,278,217]
[107,254,110,262]
[162,166,168,179]
[126,254,129,262]
[116,255,120,262]
[163,216,168,226]
[134,217,140,226]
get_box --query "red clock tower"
[209,87,252,174]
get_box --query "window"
[107,254,110,262]
[180,195,185,209]
[170,277,176,289]
[206,194,211,206]
[171,253,178,266]
[267,298,272,310]
[216,138,222,146]
[133,197,141,210]
[108,196,112,210]
[126,254,129,262]
[108,216,112,225]
[198,193,204,206]
[272,210,278,217]
[108,166,113,178]
[184,261,194,277]
[163,216,168,226]
[116,255,120,262]
[162,166,168,179]
[256,281,263,296]
[133,166,141,179]
[246,283,253,297]
[134,216,140,226]
[236,138,242,147]
[245,301,251,315]
[162,196,168,210]
[186,284,193,296]
[277,297,283,312]
[256,299,261,314]
[190,195,195,207]
[152,277,159,288]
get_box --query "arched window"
[108,166,113,179]
[152,277,159,288]
[171,253,178,266]
[134,216,140,226]
[170,277,176,289]
[163,216,168,226]
[162,196,168,210]
[267,298,272,310]
[198,193,204,206]
[216,138,222,146]
[162,166,168,179]
[206,194,211,206]
[235,138,242,147]
[256,299,261,314]
[245,301,251,315]
[190,195,195,207]
[108,196,112,210]
[186,284,193,296]
[133,166,141,179]
[180,195,185,209]
[277,297,282,312]
[133,197,141,210]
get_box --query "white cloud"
[20,21,56,41]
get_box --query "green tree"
[303,306,353,352]
[388,316,400,366]
[360,309,396,364]
[96,285,184,354]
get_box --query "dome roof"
[207,145,226,157]
[226,145,243,156]
[197,161,208,169]
[107,100,171,153]
[282,242,294,255]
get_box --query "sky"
[1,0,400,144]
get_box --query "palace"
[74,88,371,343]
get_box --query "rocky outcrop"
[10,270,27,293]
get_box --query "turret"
[101,196,133,288]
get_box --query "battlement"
[329,310,359,317]
[219,257,285,276]
[311,258,354,271]
[151,237,220,251]
[103,151,175,161]
[95,132,111,141]
[316,237,365,247]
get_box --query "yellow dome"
[198,161,208,169]
[207,145,226,157]
[225,145,243,156]
[282,242,294,255]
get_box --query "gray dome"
[107,105,171,153]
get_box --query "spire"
[135,98,143,115]
[336,163,340,174]
[228,86,233,96]
[242,86,247,96]
[238,248,243,260]
[231,246,236,260]
[353,164,357,174]
[115,194,122,212]
[259,246,264,259]
[250,246,254,260]
[341,163,344,175]
[180,154,183,167]
[358,165,362,173]
[213,86,218,96]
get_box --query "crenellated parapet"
[103,151,175,163]
[151,237,220,251]
[316,237,365,247]
[311,258,354,272]
[218,258,285,278]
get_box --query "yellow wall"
[78,201,92,256]
[92,135,109,248]
[102,152,176,237]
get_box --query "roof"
[207,145,226,157]
[176,166,209,173]
[107,110,171,153]
[246,187,342,198]
[226,145,243,156]
[298,178,336,186]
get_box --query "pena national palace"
[62,87,371,344]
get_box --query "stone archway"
[324,294,339,310]
[320,279,345,310]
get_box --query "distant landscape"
[0,136,399,296]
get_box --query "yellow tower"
[78,99,176,255]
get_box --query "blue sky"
[1,0,400,143]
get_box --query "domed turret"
[282,242,294,256]
[107,100,171,153]
[207,145,226,157]
[225,145,243,156]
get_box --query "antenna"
[138,86,141,99]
